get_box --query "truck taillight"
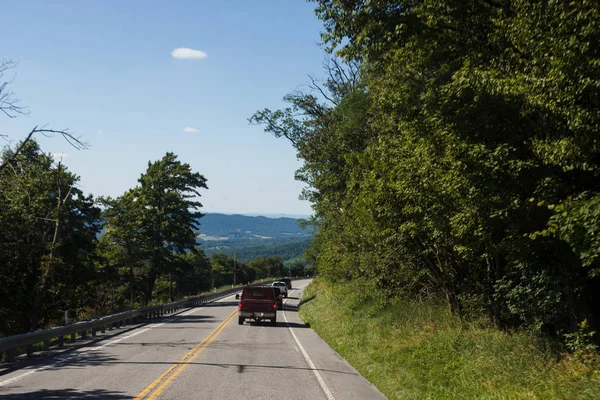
[273,302,277,309]
[238,302,242,309]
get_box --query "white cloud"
[98,129,103,135]
[183,127,200,133]
[171,47,207,60]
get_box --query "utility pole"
[233,250,237,286]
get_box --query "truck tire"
[270,317,277,326]
[238,316,244,325]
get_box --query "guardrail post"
[71,332,76,343]
[58,336,64,348]
[44,339,50,351]
[6,349,15,363]
[91,327,97,337]
[27,344,33,357]
[101,324,106,334]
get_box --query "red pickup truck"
[238,286,278,326]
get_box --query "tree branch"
[307,74,339,106]
[0,126,89,175]
[0,59,29,118]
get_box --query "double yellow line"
[134,309,238,400]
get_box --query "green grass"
[298,278,600,400]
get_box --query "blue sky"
[1,1,326,216]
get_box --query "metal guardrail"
[0,285,243,363]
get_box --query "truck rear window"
[242,287,275,299]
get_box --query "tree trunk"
[129,265,135,304]
[145,269,157,305]
[492,251,504,329]
[30,166,69,331]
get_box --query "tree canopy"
[252,0,600,337]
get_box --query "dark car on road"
[280,278,292,290]
[238,286,278,326]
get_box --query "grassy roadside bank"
[298,278,600,399]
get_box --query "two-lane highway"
[0,279,387,399]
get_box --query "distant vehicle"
[272,281,288,298]
[238,286,277,326]
[280,278,292,290]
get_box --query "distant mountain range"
[196,213,313,240]
[233,213,312,219]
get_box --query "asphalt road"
[0,279,387,399]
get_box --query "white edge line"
[0,293,240,388]
[284,285,335,400]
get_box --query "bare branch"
[0,59,29,118]
[0,126,89,175]
[307,74,339,106]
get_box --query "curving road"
[0,279,386,399]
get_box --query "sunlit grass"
[299,278,600,400]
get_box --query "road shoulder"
[283,283,388,400]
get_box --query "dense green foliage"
[253,0,600,340]
[201,237,312,264]
[0,139,300,336]
[0,142,101,333]
[97,152,208,307]
[300,278,600,399]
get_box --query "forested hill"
[196,213,312,239]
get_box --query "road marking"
[135,309,238,400]
[0,295,237,388]
[0,324,156,388]
[0,369,37,388]
[284,286,335,400]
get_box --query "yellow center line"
[134,309,238,400]
[146,311,237,399]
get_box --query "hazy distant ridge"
[197,213,312,239]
